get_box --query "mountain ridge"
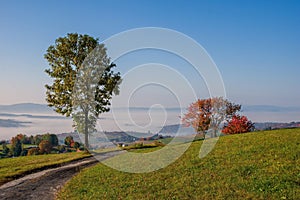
[1,103,300,113]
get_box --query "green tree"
[44,33,121,150]
[42,133,59,146]
[11,136,22,157]
[29,135,34,144]
[2,143,10,156]
[33,135,43,145]
[64,135,74,147]
[16,134,30,144]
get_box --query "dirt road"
[0,151,123,200]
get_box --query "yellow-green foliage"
[0,152,90,185]
[57,128,300,200]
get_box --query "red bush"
[222,115,254,134]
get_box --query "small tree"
[11,136,22,157]
[222,115,254,134]
[182,97,241,138]
[64,136,74,147]
[29,135,35,144]
[2,143,10,156]
[39,140,52,154]
[16,133,30,144]
[33,135,43,145]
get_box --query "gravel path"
[0,151,123,200]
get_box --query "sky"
[0,0,300,107]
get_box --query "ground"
[0,151,123,200]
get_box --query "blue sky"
[0,0,299,107]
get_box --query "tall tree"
[45,33,121,150]
[182,97,241,138]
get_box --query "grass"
[0,152,91,185]
[92,147,122,154]
[57,128,300,199]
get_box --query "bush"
[57,145,66,153]
[135,143,144,148]
[65,136,74,147]
[27,148,40,156]
[0,140,7,145]
[20,149,28,156]
[79,146,85,151]
[72,142,80,149]
[39,140,52,154]
[222,115,254,134]
[153,140,165,147]
[2,144,10,155]
[65,148,74,152]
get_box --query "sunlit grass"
[57,128,300,199]
[0,152,90,185]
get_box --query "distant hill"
[56,131,148,145]
[254,121,300,130]
[243,105,300,112]
[160,121,300,133]
[1,103,299,114]
[159,124,180,133]
[1,103,299,132]
[0,103,52,113]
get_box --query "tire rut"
[0,151,123,200]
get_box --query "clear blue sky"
[0,0,299,107]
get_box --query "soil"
[0,151,123,200]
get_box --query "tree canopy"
[182,97,241,138]
[44,33,121,150]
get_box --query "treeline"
[0,133,83,158]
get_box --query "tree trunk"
[84,111,89,151]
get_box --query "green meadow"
[0,152,90,185]
[57,128,300,199]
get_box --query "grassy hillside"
[57,129,300,199]
[0,152,90,185]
